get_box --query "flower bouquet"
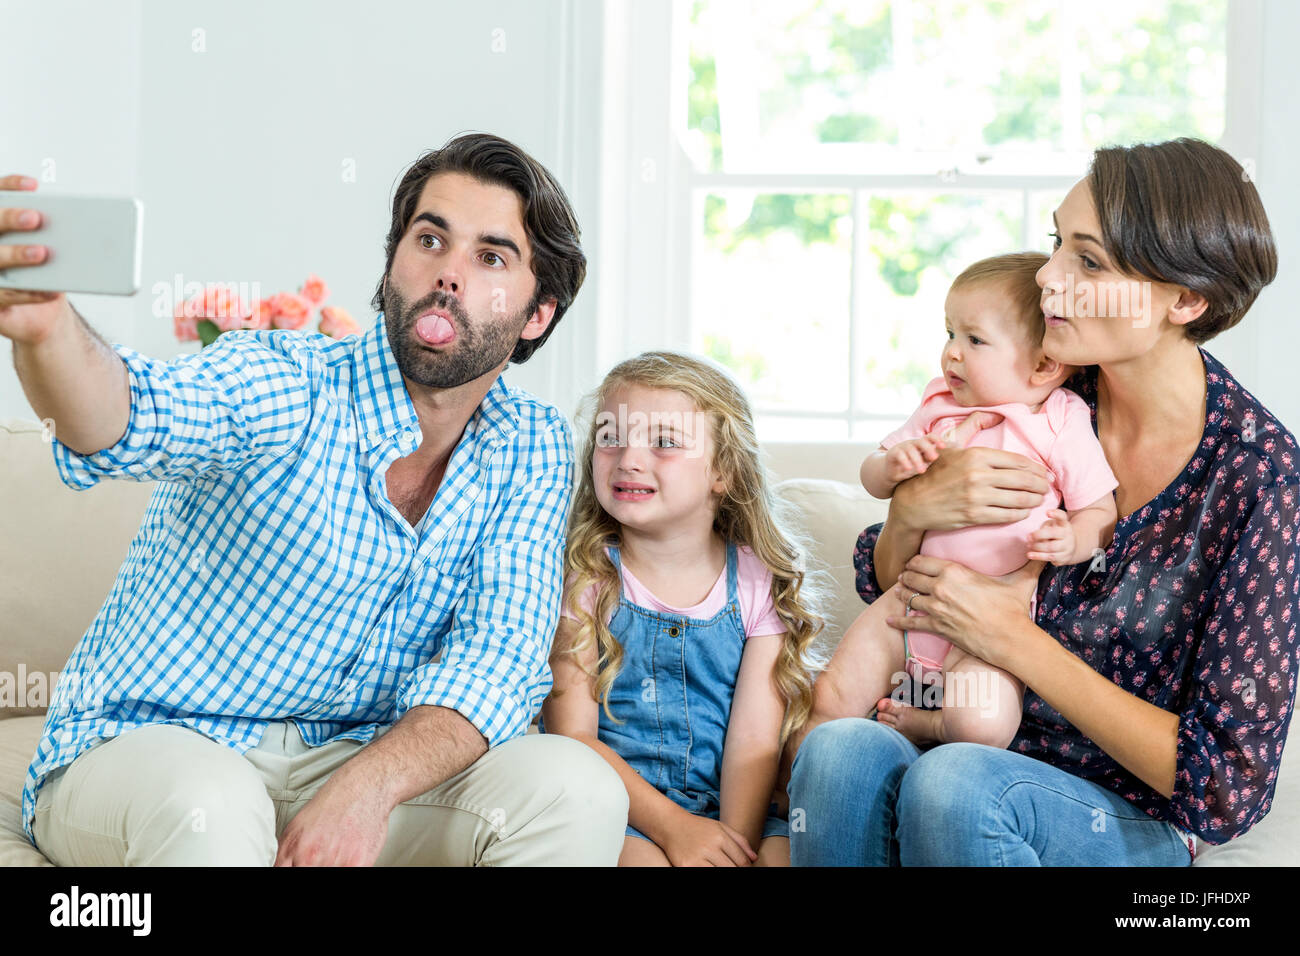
[172,273,361,348]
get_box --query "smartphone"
[0,192,143,295]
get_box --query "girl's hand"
[884,434,947,484]
[1027,509,1075,565]
[660,810,757,867]
[886,555,1045,670]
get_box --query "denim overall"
[598,540,788,844]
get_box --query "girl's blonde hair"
[558,351,827,746]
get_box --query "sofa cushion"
[0,716,52,865]
[0,420,154,719]
[772,477,887,651]
[1191,740,1298,865]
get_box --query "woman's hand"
[891,444,1052,534]
[660,810,757,867]
[886,556,1046,671]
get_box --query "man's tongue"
[415,312,456,346]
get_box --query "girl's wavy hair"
[557,351,829,746]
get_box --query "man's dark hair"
[1088,138,1276,344]
[371,132,587,364]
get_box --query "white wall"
[4,0,1298,437]
[590,0,1300,438]
[1247,0,1300,433]
[1,0,606,423]
[0,0,144,420]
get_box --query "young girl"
[821,252,1119,750]
[540,352,825,867]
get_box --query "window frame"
[595,0,1263,441]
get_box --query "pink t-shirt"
[560,543,786,638]
[881,376,1119,577]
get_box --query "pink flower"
[173,309,199,342]
[319,305,361,339]
[270,292,312,330]
[201,285,252,330]
[247,298,276,331]
[178,293,206,320]
[213,308,251,333]
[299,274,329,306]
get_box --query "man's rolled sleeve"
[394,419,574,747]
[50,331,316,489]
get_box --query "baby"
[836,252,1118,749]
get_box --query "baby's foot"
[876,697,945,749]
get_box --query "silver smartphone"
[0,192,143,295]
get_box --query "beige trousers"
[33,720,628,866]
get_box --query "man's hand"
[271,706,487,866]
[274,769,390,867]
[0,174,67,340]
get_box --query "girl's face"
[942,283,1044,406]
[1036,178,1202,366]
[592,384,726,538]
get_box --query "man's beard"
[381,281,534,389]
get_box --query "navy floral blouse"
[852,348,1299,845]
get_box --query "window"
[677,0,1230,441]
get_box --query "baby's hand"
[884,434,947,484]
[1026,509,1075,566]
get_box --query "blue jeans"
[787,718,1192,866]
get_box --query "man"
[0,133,628,865]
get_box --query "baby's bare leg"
[811,585,910,722]
[936,648,1024,749]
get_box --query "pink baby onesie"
[880,376,1119,680]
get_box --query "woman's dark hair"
[370,132,587,364]
[1088,138,1276,344]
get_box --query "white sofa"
[1,420,1295,865]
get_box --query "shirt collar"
[1070,345,1225,440]
[351,314,519,454]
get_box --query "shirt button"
[368,430,382,443]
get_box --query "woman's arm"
[890,474,1300,825]
[719,633,786,853]
[1008,616,1178,797]
[887,559,1180,796]
[872,445,1054,591]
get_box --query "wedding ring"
[906,591,917,613]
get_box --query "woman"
[788,138,1298,866]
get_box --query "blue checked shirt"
[21,317,574,844]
